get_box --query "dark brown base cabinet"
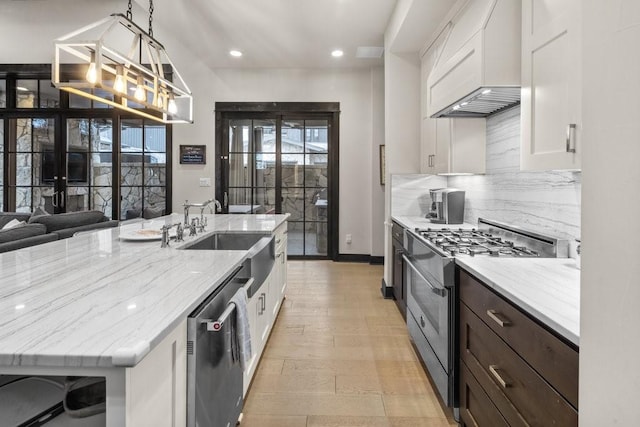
[457,267,578,427]
[391,222,406,319]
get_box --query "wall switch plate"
[346,234,352,244]
[199,178,211,187]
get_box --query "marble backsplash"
[391,105,581,243]
[449,106,581,242]
[391,174,448,217]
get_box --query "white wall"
[0,1,385,257]
[580,1,640,425]
[180,67,381,256]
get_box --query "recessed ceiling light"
[16,86,29,92]
[229,50,242,57]
[331,49,344,58]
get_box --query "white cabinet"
[126,319,187,427]
[242,222,288,397]
[421,22,487,176]
[521,0,581,171]
[423,117,486,175]
[273,223,288,304]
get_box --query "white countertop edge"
[455,258,580,347]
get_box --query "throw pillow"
[1,219,26,230]
[28,207,51,224]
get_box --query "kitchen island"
[0,213,288,426]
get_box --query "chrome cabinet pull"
[566,123,576,153]
[60,191,65,208]
[489,365,510,388]
[52,191,58,208]
[487,309,511,327]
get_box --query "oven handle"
[402,254,446,297]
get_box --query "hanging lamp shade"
[52,13,193,124]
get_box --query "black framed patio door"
[215,102,339,260]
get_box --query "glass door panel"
[66,118,113,216]
[228,119,276,214]
[120,119,167,218]
[8,118,57,213]
[281,118,329,256]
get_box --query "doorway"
[215,102,339,260]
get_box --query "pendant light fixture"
[52,0,193,124]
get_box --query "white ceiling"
[136,0,399,69]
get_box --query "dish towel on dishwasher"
[230,287,252,371]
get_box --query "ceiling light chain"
[126,0,133,20]
[148,0,154,38]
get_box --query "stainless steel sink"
[182,232,275,298]
[183,232,267,251]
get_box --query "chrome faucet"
[161,223,182,248]
[183,199,217,226]
[189,218,199,236]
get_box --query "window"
[0,65,172,218]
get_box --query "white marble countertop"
[456,257,580,346]
[391,215,477,232]
[0,214,288,369]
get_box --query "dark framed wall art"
[180,145,206,164]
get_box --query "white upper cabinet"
[521,0,582,171]
[421,12,487,176]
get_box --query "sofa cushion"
[30,210,107,233]
[142,207,164,219]
[0,212,31,229]
[0,223,47,244]
[28,207,51,224]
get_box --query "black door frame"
[215,102,340,261]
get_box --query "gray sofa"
[0,211,119,253]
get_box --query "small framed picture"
[180,145,206,164]
[379,144,385,185]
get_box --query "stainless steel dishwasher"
[186,235,274,427]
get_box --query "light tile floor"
[242,261,458,427]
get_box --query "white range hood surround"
[427,0,521,118]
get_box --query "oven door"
[404,254,450,371]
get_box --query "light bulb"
[168,94,177,114]
[86,53,97,84]
[114,66,126,93]
[134,76,145,101]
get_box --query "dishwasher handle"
[201,277,254,331]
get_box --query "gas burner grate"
[414,226,542,258]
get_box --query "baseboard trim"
[380,278,394,299]
[369,256,384,265]
[336,253,372,263]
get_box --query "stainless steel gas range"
[402,218,568,418]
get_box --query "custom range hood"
[426,0,521,118]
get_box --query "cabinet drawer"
[392,222,405,242]
[460,303,578,427]
[458,268,578,408]
[459,362,509,427]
